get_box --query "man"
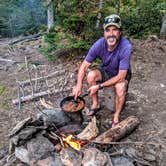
[72,14,132,127]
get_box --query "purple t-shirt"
[85,36,132,77]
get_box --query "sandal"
[112,119,119,128]
[85,107,101,116]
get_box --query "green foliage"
[0,84,6,96]
[121,0,164,38]
[0,0,46,37]
[41,0,165,60]
[41,0,101,59]
[1,0,165,60]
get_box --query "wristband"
[98,83,103,89]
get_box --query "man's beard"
[106,36,119,47]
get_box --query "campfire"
[62,134,87,151]
[8,108,140,166]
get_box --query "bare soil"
[0,36,166,165]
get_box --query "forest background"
[0,0,166,60]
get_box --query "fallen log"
[12,87,70,104]
[92,116,140,144]
[0,58,17,64]
[9,33,45,45]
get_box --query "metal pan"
[60,91,89,113]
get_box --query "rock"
[0,147,8,160]
[59,124,82,135]
[111,156,134,166]
[10,126,38,146]
[27,135,55,165]
[81,148,113,166]
[9,117,32,137]
[36,153,63,166]
[15,146,30,164]
[103,87,115,111]
[136,144,157,162]
[37,109,71,127]
[65,111,83,125]
[60,147,82,166]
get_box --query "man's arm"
[88,70,127,96]
[101,70,127,88]
[73,60,91,97]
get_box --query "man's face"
[104,26,121,48]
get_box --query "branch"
[17,70,66,86]
[9,33,46,45]
[12,87,70,104]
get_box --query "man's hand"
[72,85,82,100]
[88,85,100,96]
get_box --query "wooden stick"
[17,70,66,86]
[25,56,34,96]
[12,87,70,104]
[91,140,165,147]
[0,58,16,64]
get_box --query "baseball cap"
[103,14,121,30]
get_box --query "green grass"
[0,84,6,95]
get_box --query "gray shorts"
[97,67,132,91]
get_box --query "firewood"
[76,116,99,140]
[40,98,54,109]
[92,116,140,143]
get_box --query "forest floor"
[0,36,166,166]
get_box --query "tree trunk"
[95,0,103,29]
[160,12,166,37]
[115,0,120,15]
[92,116,140,144]
[47,0,54,32]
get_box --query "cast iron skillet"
[60,91,89,112]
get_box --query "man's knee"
[87,70,101,84]
[115,81,128,97]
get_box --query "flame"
[62,134,81,151]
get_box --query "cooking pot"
[60,91,89,112]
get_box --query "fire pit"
[7,108,140,166]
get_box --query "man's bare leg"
[113,80,128,124]
[86,69,102,109]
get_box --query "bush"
[121,0,164,38]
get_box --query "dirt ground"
[0,36,166,165]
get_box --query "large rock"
[60,147,82,166]
[36,153,63,166]
[82,148,113,166]
[27,135,55,165]
[37,109,71,127]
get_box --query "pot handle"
[79,90,90,98]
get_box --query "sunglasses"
[104,17,120,25]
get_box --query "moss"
[0,100,9,108]
[0,85,6,95]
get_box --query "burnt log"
[92,116,140,144]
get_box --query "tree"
[46,0,54,32]
[0,0,46,37]
[95,0,103,29]
[115,0,120,15]
[160,12,166,36]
